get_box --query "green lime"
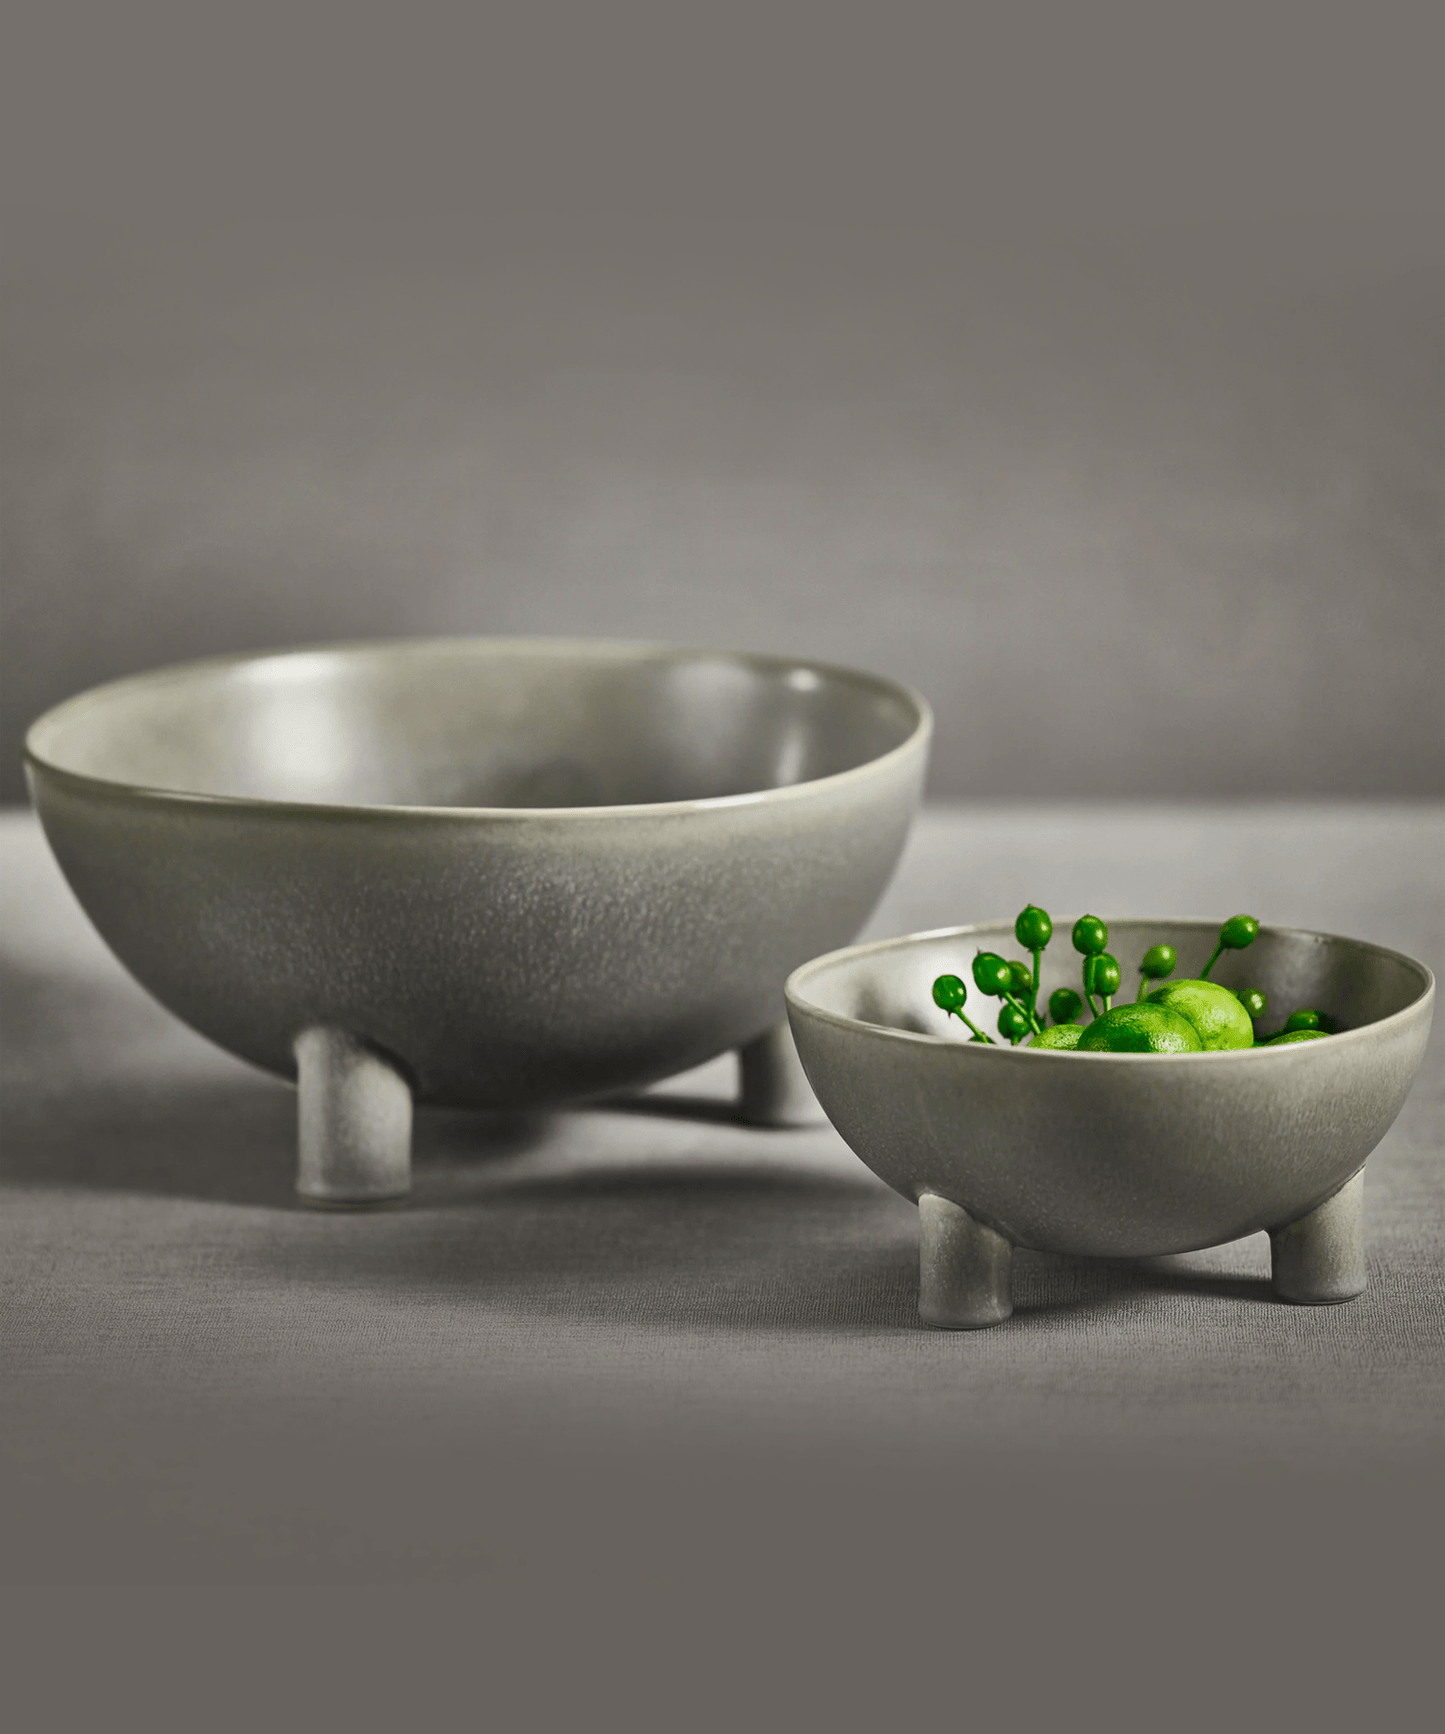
[1076,1002,1204,1053]
[1146,978,1255,1050]
[1029,1023,1084,1050]
[1265,1028,1332,1045]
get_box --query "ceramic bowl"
[786,919,1433,1327]
[27,637,930,1202]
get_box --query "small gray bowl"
[786,920,1433,1327]
[26,637,930,1204]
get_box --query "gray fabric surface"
[1,801,1441,1718]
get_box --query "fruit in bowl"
[26,637,930,1204]
[930,908,1339,1055]
[785,915,1433,1328]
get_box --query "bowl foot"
[918,1194,1014,1329]
[1270,1168,1367,1304]
[738,1021,827,1127]
[294,1027,412,1206]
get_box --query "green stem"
[1004,992,1043,1036]
[1200,941,1224,980]
[1030,946,1043,1022]
[1102,994,1112,1012]
[1136,972,1147,1003]
[955,1011,995,1044]
[1082,987,1100,1021]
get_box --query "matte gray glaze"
[918,1194,1014,1329]
[26,638,930,1200]
[786,920,1433,1327]
[1268,1169,1370,1305]
[295,1027,412,1206]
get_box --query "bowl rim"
[24,634,933,822]
[785,917,1436,1062]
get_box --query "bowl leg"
[1269,1168,1367,1304]
[294,1027,412,1207]
[738,1021,827,1127]
[918,1194,1014,1329]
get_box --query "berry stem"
[1200,941,1225,980]
[954,1011,995,1044]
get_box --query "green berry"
[1049,987,1083,1025]
[1201,914,1262,980]
[1236,988,1268,1021]
[972,952,1014,997]
[933,974,968,1015]
[1220,915,1260,951]
[1015,904,1053,950]
[1139,944,1176,981]
[1007,959,1034,999]
[1029,1023,1084,1049]
[1072,915,1108,956]
[1284,1008,1323,1033]
[997,1002,1031,1042]
[1076,1002,1204,1053]
[1084,952,1121,999]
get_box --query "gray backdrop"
[3,2,1442,804]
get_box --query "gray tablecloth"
[2,803,1441,1719]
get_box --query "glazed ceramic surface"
[786,920,1433,1260]
[27,639,930,1109]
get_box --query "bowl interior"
[792,919,1431,1043]
[27,640,924,810]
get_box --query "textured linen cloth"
[2,802,1441,1711]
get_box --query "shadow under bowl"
[27,637,930,1202]
[786,919,1433,1326]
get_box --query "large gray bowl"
[786,920,1433,1327]
[27,637,930,1203]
